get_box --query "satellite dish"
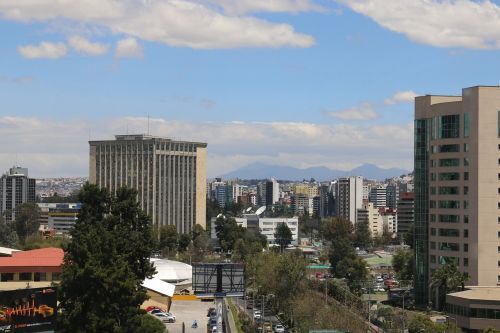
[255,206,266,216]
[245,207,252,213]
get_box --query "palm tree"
[430,263,469,310]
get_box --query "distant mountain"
[219,162,409,181]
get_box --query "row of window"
[431,173,469,182]
[430,228,468,238]
[431,158,470,167]
[430,201,468,209]
[447,303,500,320]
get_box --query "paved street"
[167,300,216,333]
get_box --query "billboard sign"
[192,263,245,297]
[0,287,57,333]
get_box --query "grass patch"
[227,299,245,333]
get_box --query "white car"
[153,312,176,323]
[274,324,285,333]
[254,313,262,319]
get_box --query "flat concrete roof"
[448,286,500,301]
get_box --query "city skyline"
[2,1,500,177]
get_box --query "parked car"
[153,312,176,323]
[274,324,285,333]
[146,306,166,313]
[254,312,262,320]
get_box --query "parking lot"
[164,300,216,333]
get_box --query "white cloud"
[17,41,67,59]
[0,0,315,49]
[207,0,325,15]
[115,37,143,58]
[336,0,500,49]
[384,90,418,105]
[326,102,377,121]
[68,35,108,55]
[0,116,413,178]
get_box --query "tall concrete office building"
[336,176,363,225]
[414,86,500,306]
[0,166,36,222]
[89,134,207,233]
[396,192,414,238]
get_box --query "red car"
[146,306,165,313]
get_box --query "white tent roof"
[0,247,21,256]
[151,258,192,284]
[142,277,175,297]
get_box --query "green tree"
[392,249,414,282]
[177,233,191,252]
[15,202,41,245]
[159,225,178,257]
[328,225,367,291]
[58,184,156,333]
[191,223,205,241]
[354,220,371,248]
[430,263,469,310]
[274,222,292,253]
[215,216,245,252]
[132,315,166,333]
[322,217,353,242]
[407,314,461,333]
[0,216,18,248]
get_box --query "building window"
[0,273,14,282]
[19,272,32,281]
[464,229,469,238]
[431,173,436,181]
[439,172,460,181]
[464,158,470,166]
[464,215,469,224]
[464,258,469,267]
[439,228,459,237]
[439,214,460,223]
[464,186,469,195]
[498,111,500,136]
[439,186,459,195]
[498,275,500,283]
[439,144,460,153]
[439,158,460,167]
[464,113,470,138]
[430,255,436,264]
[431,187,436,195]
[464,201,469,209]
[431,242,436,250]
[498,260,500,267]
[431,160,436,167]
[431,228,436,236]
[440,114,460,139]
[438,200,465,208]
[498,231,500,238]
[52,272,62,281]
[430,200,436,208]
[498,246,500,253]
[430,214,436,222]
[498,217,500,224]
[464,143,469,152]
[464,172,469,180]
[464,244,468,252]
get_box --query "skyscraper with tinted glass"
[414,86,500,306]
[89,134,207,233]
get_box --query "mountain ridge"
[219,162,410,181]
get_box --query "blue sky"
[1,0,500,178]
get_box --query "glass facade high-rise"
[0,166,36,222]
[89,134,207,233]
[414,86,500,307]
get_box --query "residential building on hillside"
[414,86,500,309]
[0,166,36,222]
[89,134,207,232]
[386,184,400,209]
[397,192,414,240]
[369,185,387,208]
[265,179,279,208]
[357,202,382,237]
[336,176,363,225]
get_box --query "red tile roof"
[0,247,64,273]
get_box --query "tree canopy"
[58,183,158,333]
[274,222,292,252]
[0,216,18,248]
[430,263,469,310]
[392,249,414,282]
[15,202,41,245]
